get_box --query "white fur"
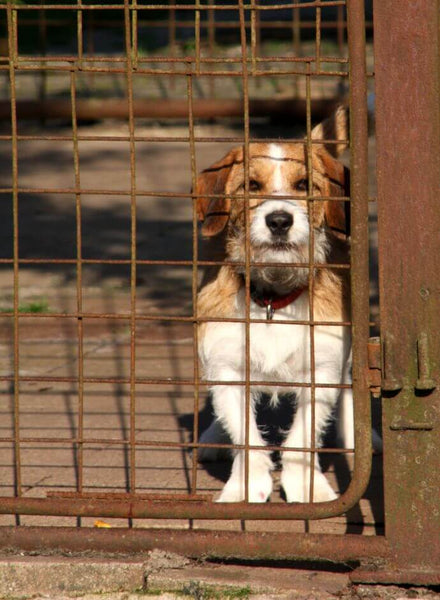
[199,289,350,503]
[269,143,285,191]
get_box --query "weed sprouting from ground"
[0,298,50,314]
[142,580,251,600]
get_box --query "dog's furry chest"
[200,292,310,382]
[246,295,310,376]
[199,286,347,389]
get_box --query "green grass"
[0,298,50,314]
[142,581,252,600]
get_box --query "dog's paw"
[217,470,273,503]
[281,465,337,503]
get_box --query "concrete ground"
[0,551,439,600]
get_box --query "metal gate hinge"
[368,333,437,397]
[415,332,436,392]
[368,335,404,395]
[367,337,381,398]
[380,333,404,392]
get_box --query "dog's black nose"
[265,211,293,235]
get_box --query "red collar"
[250,284,307,320]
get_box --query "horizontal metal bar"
[11,55,348,66]
[0,312,376,328]
[0,64,350,76]
[0,189,351,202]
[0,491,371,520]
[46,492,214,502]
[13,20,360,32]
[0,437,355,454]
[0,313,353,326]
[1,2,347,11]
[0,135,348,144]
[0,375,353,389]
[0,256,351,269]
[0,527,388,563]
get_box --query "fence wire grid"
[0,0,382,539]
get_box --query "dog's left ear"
[311,105,349,158]
[319,152,351,239]
[310,106,350,238]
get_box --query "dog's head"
[195,107,349,292]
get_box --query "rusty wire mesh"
[0,0,381,539]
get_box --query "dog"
[195,107,358,503]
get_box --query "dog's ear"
[311,105,349,158]
[194,148,240,237]
[311,106,350,238]
[319,152,350,239]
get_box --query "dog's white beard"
[229,229,329,295]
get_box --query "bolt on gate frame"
[0,0,439,586]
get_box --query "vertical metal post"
[346,0,372,509]
[238,0,251,505]
[169,0,177,92]
[187,72,201,494]
[7,1,21,527]
[38,0,47,124]
[71,70,84,517]
[124,0,138,503]
[360,0,440,584]
[207,0,216,98]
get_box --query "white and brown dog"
[195,108,358,503]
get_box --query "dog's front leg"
[337,362,383,453]
[210,368,273,503]
[280,387,338,503]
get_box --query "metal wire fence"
[0,0,379,550]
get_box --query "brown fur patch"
[313,239,350,322]
[197,266,241,331]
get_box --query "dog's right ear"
[194,148,240,237]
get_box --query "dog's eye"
[248,179,261,192]
[293,178,308,192]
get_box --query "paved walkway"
[1,551,439,600]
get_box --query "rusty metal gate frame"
[1,0,439,586]
[0,0,372,522]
